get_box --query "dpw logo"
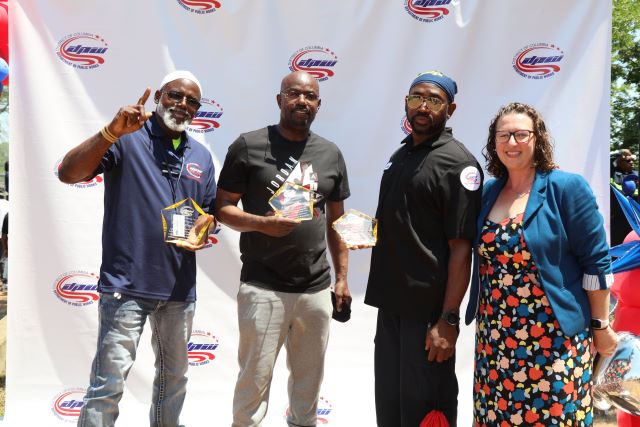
[176,0,221,14]
[188,98,223,133]
[51,388,86,422]
[285,396,333,424]
[56,33,108,69]
[203,223,222,248]
[288,46,338,82]
[513,43,564,79]
[53,271,99,307]
[187,330,220,366]
[400,115,413,136]
[54,159,104,189]
[404,0,451,23]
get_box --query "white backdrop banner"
[9,0,611,425]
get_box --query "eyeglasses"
[495,130,534,144]
[164,90,201,109]
[280,89,320,103]
[405,95,445,112]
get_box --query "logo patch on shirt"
[460,166,481,191]
[384,161,392,170]
[186,162,203,181]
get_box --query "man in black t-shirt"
[364,71,482,426]
[215,71,351,427]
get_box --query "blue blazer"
[464,169,612,336]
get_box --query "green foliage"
[611,0,640,151]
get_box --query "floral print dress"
[473,213,593,426]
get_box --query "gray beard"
[157,103,191,133]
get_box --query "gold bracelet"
[100,126,118,144]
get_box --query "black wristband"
[590,317,609,330]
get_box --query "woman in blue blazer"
[465,102,618,425]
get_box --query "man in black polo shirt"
[364,71,482,426]
[58,71,216,427]
[215,71,351,427]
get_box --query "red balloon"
[612,230,640,334]
[0,3,7,62]
[0,1,8,85]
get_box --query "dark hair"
[483,102,557,178]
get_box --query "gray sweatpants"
[232,283,333,427]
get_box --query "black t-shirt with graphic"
[218,125,350,293]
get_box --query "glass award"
[162,198,213,246]
[332,209,378,248]
[268,182,314,221]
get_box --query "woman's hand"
[592,326,618,357]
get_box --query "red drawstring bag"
[419,410,449,427]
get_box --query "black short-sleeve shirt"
[364,128,482,322]
[217,126,350,293]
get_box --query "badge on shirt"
[460,166,481,191]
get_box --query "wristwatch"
[590,317,609,330]
[441,310,460,326]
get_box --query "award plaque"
[332,209,377,248]
[268,182,314,221]
[162,198,213,246]
[593,332,640,415]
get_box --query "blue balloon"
[623,179,637,196]
[0,57,8,82]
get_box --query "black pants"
[374,309,458,427]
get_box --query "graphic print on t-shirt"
[288,161,324,217]
[266,156,298,195]
[265,159,321,201]
[287,161,321,202]
[266,159,324,219]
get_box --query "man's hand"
[107,88,153,139]
[173,239,208,251]
[58,87,155,184]
[259,215,301,237]
[593,327,619,358]
[333,279,352,311]
[172,214,215,252]
[214,188,301,236]
[346,243,375,250]
[425,320,458,362]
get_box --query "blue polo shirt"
[94,114,216,302]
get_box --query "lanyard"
[160,146,185,204]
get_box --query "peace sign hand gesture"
[106,87,153,139]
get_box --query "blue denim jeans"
[77,292,195,427]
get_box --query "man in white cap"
[59,71,217,427]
